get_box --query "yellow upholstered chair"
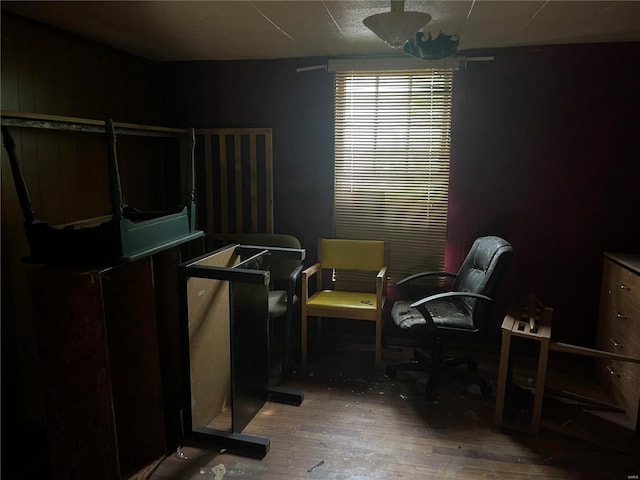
[301,239,387,370]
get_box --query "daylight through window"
[334,69,453,282]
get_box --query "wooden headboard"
[196,128,273,248]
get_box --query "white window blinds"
[333,69,453,283]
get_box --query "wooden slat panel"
[204,134,214,236]
[196,128,273,245]
[195,128,272,136]
[234,134,242,234]
[250,133,258,232]
[219,134,229,237]
[264,133,274,233]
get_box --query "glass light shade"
[363,11,432,48]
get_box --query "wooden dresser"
[596,252,640,431]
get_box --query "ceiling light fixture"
[363,0,432,49]
[404,32,460,60]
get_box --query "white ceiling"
[3,1,640,61]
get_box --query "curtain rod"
[296,55,494,73]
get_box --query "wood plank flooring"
[141,338,640,480]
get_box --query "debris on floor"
[211,464,226,480]
[307,460,324,472]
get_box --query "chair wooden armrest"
[375,265,388,369]
[302,262,321,278]
[302,262,321,301]
[376,265,388,300]
[376,265,388,282]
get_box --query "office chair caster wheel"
[480,383,492,398]
[386,365,398,379]
[425,384,439,403]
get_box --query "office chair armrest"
[410,291,492,309]
[287,264,305,300]
[397,271,457,286]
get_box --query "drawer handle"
[610,338,622,348]
[606,366,618,377]
[614,311,628,320]
[615,282,631,291]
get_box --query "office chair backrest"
[318,239,385,271]
[238,233,302,286]
[453,236,513,323]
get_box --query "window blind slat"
[334,69,453,282]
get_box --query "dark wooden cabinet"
[29,241,202,479]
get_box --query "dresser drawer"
[601,258,640,314]
[596,307,640,358]
[596,360,640,426]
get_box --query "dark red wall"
[448,43,640,343]
[160,43,640,346]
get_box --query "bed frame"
[1,111,203,263]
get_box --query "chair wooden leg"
[375,316,382,370]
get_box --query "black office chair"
[239,233,304,379]
[386,236,513,401]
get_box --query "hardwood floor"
[141,338,640,480]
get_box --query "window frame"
[333,68,454,283]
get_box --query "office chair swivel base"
[386,348,491,402]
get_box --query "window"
[333,69,453,282]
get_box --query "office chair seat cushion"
[268,290,297,318]
[391,299,475,331]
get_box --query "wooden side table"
[495,295,640,444]
[494,295,553,434]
